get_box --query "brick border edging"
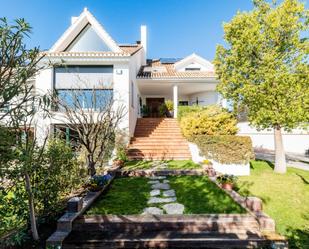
[117,168,207,177]
[46,166,120,247]
[208,178,276,233]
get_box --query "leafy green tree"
[0,18,43,121]
[214,0,309,173]
[0,18,50,241]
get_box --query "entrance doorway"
[146,98,164,117]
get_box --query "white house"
[34,8,308,155]
[35,8,219,142]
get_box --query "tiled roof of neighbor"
[43,44,142,57]
[137,59,216,79]
[119,44,143,55]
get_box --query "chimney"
[141,25,147,56]
[71,16,78,25]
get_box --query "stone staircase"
[127,118,191,160]
[62,214,282,248]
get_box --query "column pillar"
[173,85,178,118]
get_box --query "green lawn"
[123,160,201,170]
[237,160,309,248]
[86,177,151,215]
[169,176,245,214]
[86,175,245,215]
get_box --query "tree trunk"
[24,173,39,241]
[274,126,287,174]
[87,154,96,176]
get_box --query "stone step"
[134,133,183,137]
[129,118,190,160]
[128,148,190,152]
[128,145,189,150]
[131,137,187,142]
[129,143,189,148]
[63,230,272,249]
[135,129,181,134]
[128,156,191,160]
[133,135,185,139]
[72,215,259,233]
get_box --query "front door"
[146,98,164,117]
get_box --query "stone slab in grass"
[142,207,164,215]
[148,180,160,184]
[163,189,176,197]
[149,176,166,180]
[148,197,177,204]
[151,183,170,190]
[150,189,160,196]
[162,203,185,214]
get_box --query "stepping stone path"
[163,190,176,197]
[142,207,163,215]
[142,175,185,215]
[162,203,185,215]
[151,183,170,190]
[150,189,160,196]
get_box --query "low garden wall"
[188,135,254,176]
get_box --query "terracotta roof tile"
[42,44,142,57]
[137,59,216,79]
[119,44,142,55]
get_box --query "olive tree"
[214,0,309,173]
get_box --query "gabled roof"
[173,53,214,72]
[49,8,121,53]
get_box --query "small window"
[185,67,201,71]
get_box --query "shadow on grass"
[286,226,309,249]
[296,173,309,185]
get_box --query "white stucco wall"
[128,49,144,137]
[238,122,309,154]
[188,91,219,106]
[34,57,133,145]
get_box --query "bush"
[180,105,238,138]
[191,135,254,164]
[0,138,87,240]
[36,138,87,214]
[178,105,205,120]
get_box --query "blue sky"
[0,0,270,60]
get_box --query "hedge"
[190,135,255,164]
[180,105,238,138]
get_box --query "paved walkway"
[255,151,309,171]
[142,176,185,215]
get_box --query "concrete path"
[255,151,309,171]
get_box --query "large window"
[56,89,113,111]
[54,66,113,89]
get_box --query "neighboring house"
[34,8,308,154]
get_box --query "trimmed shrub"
[178,105,205,120]
[191,135,255,164]
[180,105,238,138]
